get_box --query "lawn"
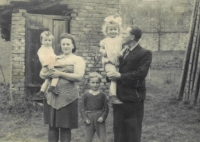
[143,68,200,142]
[0,50,200,142]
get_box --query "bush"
[0,82,9,111]
[0,83,42,119]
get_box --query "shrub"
[0,82,10,111]
[0,83,42,119]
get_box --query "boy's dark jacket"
[113,44,152,102]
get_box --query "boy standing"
[81,72,109,142]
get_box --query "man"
[107,26,152,142]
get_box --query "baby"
[32,31,64,101]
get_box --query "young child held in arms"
[100,15,128,104]
[81,72,109,142]
[33,31,64,101]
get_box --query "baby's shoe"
[48,86,59,96]
[32,91,45,101]
[109,96,123,104]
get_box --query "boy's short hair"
[40,31,54,43]
[87,72,103,82]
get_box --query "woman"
[40,33,85,142]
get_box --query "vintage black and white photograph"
[0,0,199,142]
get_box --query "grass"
[143,68,200,142]
[0,48,200,142]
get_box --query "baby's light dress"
[100,36,123,66]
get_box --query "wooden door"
[25,14,70,97]
[25,29,44,96]
[53,20,68,55]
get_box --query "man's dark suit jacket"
[117,44,152,102]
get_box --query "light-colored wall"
[140,32,188,51]
[120,0,191,51]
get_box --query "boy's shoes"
[109,96,123,104]
[48,86,59,96]
[32,91,45,101]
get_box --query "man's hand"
[107,71,121,81]
[97,117,103,123]
[85,119,90,124]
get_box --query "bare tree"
[150,1,167,51]
[121,0,191,51]
[121,0,168,51]
[120,0,140,27]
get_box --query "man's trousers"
[113,101,144,142]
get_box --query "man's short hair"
[129,25,142,41]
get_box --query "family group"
[31,14,152,142]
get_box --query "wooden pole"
[184,9,200,102]
[178,0,199,100]
[190,14,200,94]
[191,7,200,104]
[193,67,200,104]
[184,33,197,102]
[0,65,5,84]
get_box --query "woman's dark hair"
[60,33,77,53]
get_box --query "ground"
[0,40,200,142]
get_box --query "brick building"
[0,0,193,101]
[0,0,119,100]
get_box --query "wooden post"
[0,65,6,84]
[193,68,200,104]
[190,12,200,101]
[184,8,200,102]
[178,0,199,100]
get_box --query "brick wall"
[10,0,120,98]
[10,10,26,101]
[64,0,120,93]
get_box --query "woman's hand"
[40,70,54,79]
[100,49,107,57]
[85,119,90,125]
[50,69,62,78]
